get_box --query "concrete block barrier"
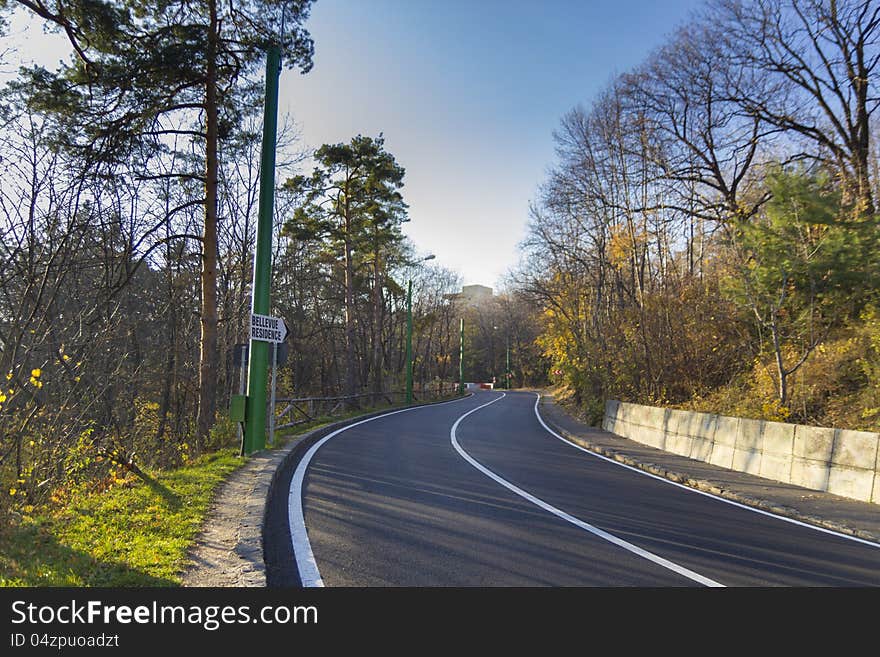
[603,400,879,505]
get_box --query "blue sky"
[279,0,706,289]
[4,0,706,289]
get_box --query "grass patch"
[0,448,243,587]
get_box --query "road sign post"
[244,312,288,453]
[269,341,278,447]
[242,44,281,456]
[245,313,289,453]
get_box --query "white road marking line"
[450,393,724,587]
[288,394,474,587]
[532,393,880,549]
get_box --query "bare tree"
[622,21,772,227]
[714,0,880,217]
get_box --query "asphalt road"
[289,390,880,586]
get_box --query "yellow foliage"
[133,398,161,437]
[761,400,791,422]
[608,223,646,270]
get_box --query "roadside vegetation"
[0,397,452,587]
[515,0,880,431]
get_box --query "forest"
[0,0,878,521]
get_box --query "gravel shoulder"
[179,441,304,587]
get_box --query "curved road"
[287,391,880,586]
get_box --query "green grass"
[0,448,243,587]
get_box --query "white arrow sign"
[250,313,289,344]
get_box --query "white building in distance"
[447,284,493,308]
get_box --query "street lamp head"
[408,254,435,268]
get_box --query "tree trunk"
[853,50,874,218]
[771,317,787,407]
[197,0,220,442]
[343,194,357,406]
[371,240,383,396]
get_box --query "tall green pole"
[405,279,413,404]
[458,318,465,395]
[242,44,281,456]
[506,335,510,389]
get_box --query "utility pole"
[405,279,413,404]
[242,43,281,456]
[458,318,465,395]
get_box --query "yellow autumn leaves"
[1,368,46,402]
[1,368,46,431]
[0,372,13,406]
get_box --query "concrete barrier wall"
[603,400,880,505]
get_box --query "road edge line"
[450,392,724,587]
[287,393,475,587]
[533,393,880,549]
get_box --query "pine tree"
[283,134,408,402]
